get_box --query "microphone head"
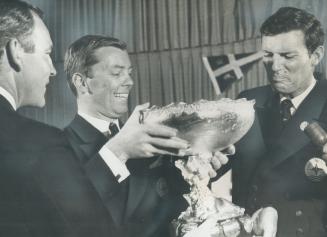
[300,121,309,131]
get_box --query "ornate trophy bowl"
[140,98,255,154]
[141,98,257,237]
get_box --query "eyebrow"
[110,65,133,70]
[112,65,124,69]
[263,50,297,55]
[281,52,297,56]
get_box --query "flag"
[202,51,263,95]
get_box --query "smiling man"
[228,7,327,237]
[74,46,133,121]
[64,35,239,237]
[63,35,193,237]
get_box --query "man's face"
[20,13,56,107]
[85,46,133,119]
[262,30,315,97]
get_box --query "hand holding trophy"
[140,98,278,237]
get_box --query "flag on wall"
[202,51,263,95]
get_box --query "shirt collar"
[78,111,120,133]
[0,86,17,110]
[280,79,316,109]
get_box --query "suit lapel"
[67,116,150,224]
[67,116,126,225]
[268,80,327,168]
[0,95,15,112]
[257,93,283,149]
[124,172,149,220]
[68,116,107,163]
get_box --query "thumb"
[126,102,150,125]
[134,102,150,112]
[251,208,263,235]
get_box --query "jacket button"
[295,210,303,217]
[156,177,169,197]
[252,185,258,192]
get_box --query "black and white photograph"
[1,0,327,236]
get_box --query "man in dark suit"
[63,35,237,237]
[0,1,189,237]
[0,1,121,236]
[229,7,327,237]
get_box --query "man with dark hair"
[63,34,234,237]
[0,1,189,237]
[228,7,327,237]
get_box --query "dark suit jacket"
[231,80,327,237]
[0,96,119,237]
[64,115,189,237]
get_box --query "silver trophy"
[140,98,277,237]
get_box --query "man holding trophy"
[229,7,327,237]
[63,34,277,237]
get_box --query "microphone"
[300,121,327,182]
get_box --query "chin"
[117,105,129,113]
[112,109,128,118]
[20,94,46,108]
[33,98,46,108]
[272,84,290,93]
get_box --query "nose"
[271,54,284,71]
[124,71,134,86]
[50,62,57,77]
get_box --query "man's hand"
[182,215,221,237]
[251,207,278,237]
[210,145,235,171]
[184,145,235,181]
[105,103,189,161]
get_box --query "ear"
[5,39,24,72]
[72,73,89,96]
[310,45,325,67]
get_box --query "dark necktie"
[280,99,293,123]
[109,122,119,137]
[103,122,119,139]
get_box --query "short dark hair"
[0,0,43,56]
[260,7,325,54]
[64,35,127,96]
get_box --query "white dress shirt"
[78,111,130,182]
[280,79,316,115]
[0,86,17,110]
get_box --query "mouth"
[44,82,50,90]
[272,74,288,81]
[114,93,129,99]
